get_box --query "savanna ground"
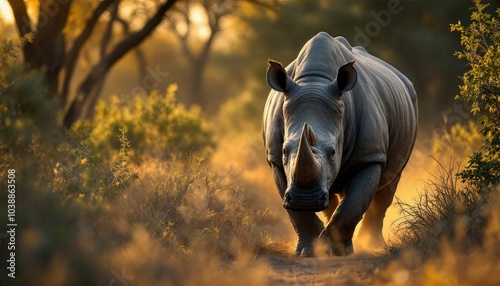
[1,0,500,285]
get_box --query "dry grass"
[392,158,463,251]
[7,155,275,286]
[378,191,500,285]
[379,154,499,285]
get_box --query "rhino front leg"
[289,211,324,257]
[320,164,382,256]
[270,164,324,257]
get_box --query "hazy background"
[1,1,498,284]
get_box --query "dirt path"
[261,252,389,285]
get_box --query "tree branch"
[91,0,178,83]
[61,0,118,106]
[64,0,179,127]
[7,0,32,37]
[101,1,120,59]
[116,16,148,82]
[168,2,194,63]
[242,0,281,11]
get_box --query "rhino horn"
[292,123,321,186]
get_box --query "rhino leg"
[358,173,401,248]
[270,164,324,257]
[320,164,382,256]
[289,211,324,257]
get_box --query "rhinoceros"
[262,32,417,256]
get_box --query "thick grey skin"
[262,32,417,256]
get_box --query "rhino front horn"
[292,123,321,186]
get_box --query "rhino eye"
[282,147,288,162]
[330,148,336,158]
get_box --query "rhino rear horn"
[306,124,317,146]
[292,123,321,186]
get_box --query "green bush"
[90,85,215,163]
[0,38,59,177]
[431,121,482,159]
[451,0,500,190]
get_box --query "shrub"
[0,38,59,177]
[90,85,215,163]
[451,0,500,190]
[431,121,482,159]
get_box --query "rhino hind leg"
[358,173,401,248]
[288,211,324,257]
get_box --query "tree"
[451,0,500,189]
[167,0,279,106]
[7,0,179,128]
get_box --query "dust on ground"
[253,246,391,285]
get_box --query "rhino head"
[266,59,357,212]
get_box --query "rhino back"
[340,45,417,188]
[293,32,354,84]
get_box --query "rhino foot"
[294,238,316,257]
[328,241,353,256]
[294,246,315,257]
[319,228,354,256]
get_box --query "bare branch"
[115,14,148,87]
[101,1,120,59]
[64,0,179,127]
[167,2,195,62]
[242,0,281,11]
[61,0,119,105]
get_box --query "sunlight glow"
[190,5,206,25]
[189,4,210,40]
[0,0,14,23]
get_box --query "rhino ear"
[336,60,357,94]
[267,59,294,93]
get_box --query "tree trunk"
[190,58,206,106]
[9,0,71,99]
[63,0,178,128]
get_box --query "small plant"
[103,128,139,198]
